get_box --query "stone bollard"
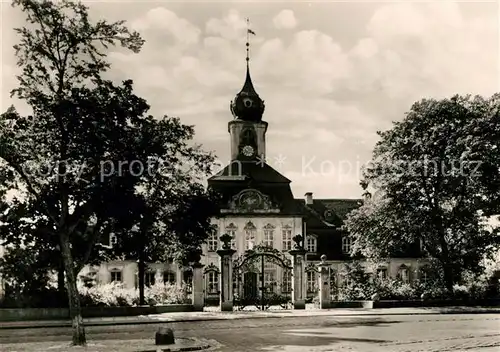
[155,327,175,345]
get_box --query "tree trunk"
[58,259,65,298]
[59,233,86,346]
[442,263,454,295]
[138,249,146,306]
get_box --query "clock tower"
[228,41,267,161]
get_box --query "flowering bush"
[78,282,189,307]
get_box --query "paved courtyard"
[1,313,499,351]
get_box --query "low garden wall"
[0,304,194,322]
[324,298,500,309]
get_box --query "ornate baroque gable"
[222,188,280,214]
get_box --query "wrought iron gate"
[233,244,293,310]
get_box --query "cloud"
[273,9,297,29]
[206,9,247,40]
[1,2,497,198]
[131,7,201,47]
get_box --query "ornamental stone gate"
[232,243,293,310]
[214,233,331,311]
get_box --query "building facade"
[77,53,426,300]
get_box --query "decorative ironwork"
[232,243,293,311]
[203,263,220,274]
[227,189,279,213]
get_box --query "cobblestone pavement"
[1,314,499,351]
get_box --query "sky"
[1,0,499,200]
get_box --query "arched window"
[240,128,256,146]
[109,233,117,247]
[208,225,219,251]
[225,223,237,250]
[342,236,351,254]
[397,265,410,283]
[206,271,219,294]
[306,235,317,253]
[244,222,256,250]
[263,224,275,248]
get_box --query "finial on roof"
[229,18,265,122]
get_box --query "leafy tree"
[109,119,220,305]
[0,0,154,345]
[346,95,500,293]
[337,261,373,300]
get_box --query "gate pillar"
[288,235,307,310]
[191,262,204,311]
[217,234,236,312]
[317,254,331,309]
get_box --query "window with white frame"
[110,269,122,283]
[342,236,351,254]
[397,266,410,283]
[306,235,317,253]
[282,226,292,251]
[263,224,275,248]
[225,223,237,250]
[207,271,219,294]
[282,269,292,292]
[208,225,219,251]
[244,222,256,250]
[306,271,316,293]
[163,271,176,285]
[145,271,156,287]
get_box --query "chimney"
[305,192,313,205]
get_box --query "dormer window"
[342,236,351,254]
[109,233,117,247]
[306,235,317,253]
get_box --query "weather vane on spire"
[246,17,256,63]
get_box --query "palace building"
[75,42,425,305]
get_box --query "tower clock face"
[242,145,255,157]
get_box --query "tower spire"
[246,17,250,64]
[229,18,264,122]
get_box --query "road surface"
[1,313,499,351]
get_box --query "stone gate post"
[288,235,307,310]
[217,234,236,311]
[191,262,204,311]
[317,254,331,309]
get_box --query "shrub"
[78,282,188,307]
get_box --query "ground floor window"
[163,271,176,285]
[145,271,156,287]
[307,271,316,293]
[376,268,388,280]
[207,271,219,294]
[110,270,122,283]
[282,270,292,293]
